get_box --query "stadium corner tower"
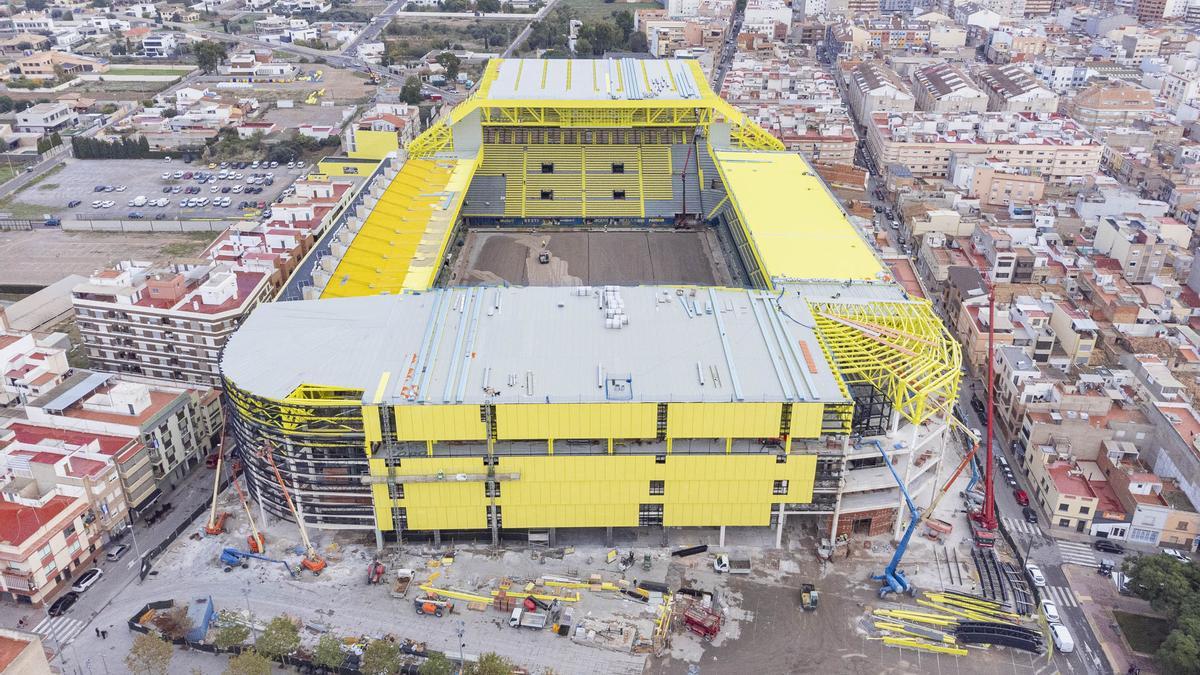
[222,58,962,548]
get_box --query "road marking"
[1056,540,1098,568]
[1044,585,1079,608]
[33,616,86,646]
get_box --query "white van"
[131,195,148,207]
[1050,623,1075,653]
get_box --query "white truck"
[509,608,548,630]
[713,554,751,574]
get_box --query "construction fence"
[64,218,236,233]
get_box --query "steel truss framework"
[808,299,961,427]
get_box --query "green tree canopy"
[361,639,402,675]
[125,633,173,675]
[255,616,300,660]
[224,649,271,675]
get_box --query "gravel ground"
[0,228,217,285]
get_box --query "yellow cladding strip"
[514,59,524,90]
[372,372,391,405]
[491,590,580,602]
[417,584,493,604]
[712,150,883,283]
[541,59,548,90]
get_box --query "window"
[388,483,404,500]
[540,190,553,200]
[613,190,626,200]
[1058,504,1069,512]
[773,480,790,496]
[648,480,665,496]
[655,454,666,464]
[776,454,787,464]
[485,481,501,498]
[1059,519,1070,527]
[63,523,76,537]
[612,163,625,174]
[1179,522,1190,532]
[541,162,554,174]
[1079,506,1090,515]
[639,503,664,526]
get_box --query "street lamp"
[455,620,466,675]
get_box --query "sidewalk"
[1065,565,1160,675]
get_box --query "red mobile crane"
[262,445,326,575]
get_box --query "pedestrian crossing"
[1043,584,1079,608]
[1002,516,1043,537]
[1057,540,1099,568]
[31,615,86,646]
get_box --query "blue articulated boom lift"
[866,440,920,599]
[220,547,297,578]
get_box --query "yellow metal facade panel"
[495,403,658,440]
[394,405,487,441]
[713,150,883,282]
[789,403,823,439]
[363,406,382,446]
[360,454,816,531]
[665,403,782,438]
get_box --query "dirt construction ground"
[447,229,735,287]
[0,229,215,285]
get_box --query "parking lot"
[7,158,307,223]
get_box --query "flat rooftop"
[222,285,855,406]
[713,150,883,282]
[483,58,706,102]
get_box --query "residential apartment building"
[1048,302,1098,366]
[912,64,988,114]
[0,483,100,607]
[844,62,916,126]
[975,64,1059,114]
[71,262,274,386]
[14,103,77,135]
[0,319,68,407]
[140,33,178,58]
[1093,216,1174,284]
[12,52,107,80]
[949,155,1045,207]
[23,371,221,491]
[866,112,1103,182]
[1067,82,1156,129]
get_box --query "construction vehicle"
[367,560,385,585]
[682,605,722,641]
[390,569,415,598]
[413,595,453,617]
[509,608,548,629]
[219,547,296,577]
[922,518,953,542]
[263,446,326,575]
[204,427,230,536]
[713,554,751,574]
[229,469,265,553]
[868,440,919,598]
[800,583,819,611]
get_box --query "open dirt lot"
[0,229,216,285]
[448,230,735,287]
[1,158,305,223]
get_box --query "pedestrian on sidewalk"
[95,628,100,637]
[101,630,108,640]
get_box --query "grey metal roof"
[220,285,854,406]
[36,370,111,414]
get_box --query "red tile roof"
[0,495,75,547]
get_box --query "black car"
[67,200,81,208]
[47,591,78,617]
[1022,506,1039,524]
[970,396,987,417]
[1095,540,1126,554]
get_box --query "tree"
[152,605,194,641]
[573,37,592,56]
[255,616,300,660]
[1123,554,1200,674]
[400,76,423,105]
[314,634,346,670]
[224,649,272,675]
[419,653,455,675]
[213,624,250,650]
[0,96,13,114]
[436,51,462,80]
[1158,629,1200,675]
[476,0,501,11]
[194,40,228,73]
[465,652,518,675]
[626,31,647,53]
[614,10,634,38]
[361,639,402,675]
[125,633,173,675]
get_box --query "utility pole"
[455,620,466,675]
[980,287,999,531]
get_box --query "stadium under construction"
[220,58,963,548]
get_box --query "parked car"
[1025,561,1047,587]
[1094,540,1125,554]
[71,568,103,593]
[970,396,986,417]
[67,200,81,208]
[47,592,78,617]
[106,544,130,562]
[1040,599,1060,623]
[1013,489,1029,506]
[1050,622,1074,653]
[93,185,105,192]
[1163,548,1191,563]
[1022,506,1039,524]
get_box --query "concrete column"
[776,512,786,548]
[548,528,557,547]
[374,526,384,552]
[433,529,441,547]
[605,526,613,547]
[719,525,726,547]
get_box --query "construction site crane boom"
[918,420,982,525]
[869,440,919,598]
[262,445,326,574]
[204,421,230,536]
[229,464,265,553]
